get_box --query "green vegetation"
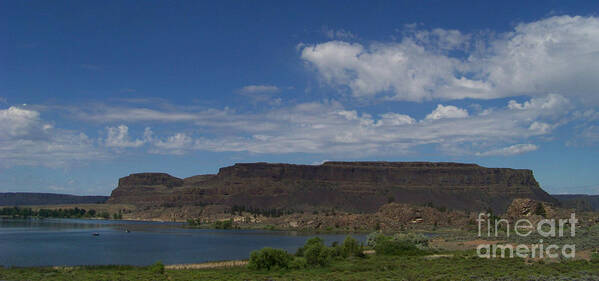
[99,211,110,219]
[229,205,298,217]
[301,238,335,267]
[2,252,599,280]
[339,236,363,258]
[112,212,123,220]
[250,235,366,270]
[372,233,431,256]
[248,248,292,270]
[592,252,599,264]
[0,206,120,220]
[367,232,430,253]
[247,235,367,272]
[534,202,547,217]
[148,261,165,275]
[213,219,234,229]
[187,218,235,229]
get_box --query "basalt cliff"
[108,162,556,214]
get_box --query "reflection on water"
[0,218,365,267]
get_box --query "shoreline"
[0,216,377,234]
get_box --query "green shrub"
[374,234,427,256]
[289,257,308,269]
[534,203,547,217]
[341,236,364,258]
[148,261,164,274]
[248,247,291,270]
[366,232,383,248]
[296,237,324,257]
[214,219,233,229]
[298,237,334,266]
[99,211,110,219]
[304,243,334,266]
[591,252,599,264]
[393,233,430,249]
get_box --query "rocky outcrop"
[108,162,557,214]
[505,198,556,219]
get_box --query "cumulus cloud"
[425,104,469,120]
[0,89,577,165]
[476,144,539,156]
[104,125,145,148]
[0,106,46,139]
[151,133,193,155]
[62,91,571,157]
[301,15,599,104]
[300,40,465,101]
[0,106,105,166]
[376,113,415,126]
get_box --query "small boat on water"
[125,229,130,233]
[92,232,100,236]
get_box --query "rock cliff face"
[108,162,557,213]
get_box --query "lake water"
[0,218,366,267]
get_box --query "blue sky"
[2,1,599,195]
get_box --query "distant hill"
[552,194,599,211]
[0,192,109,206]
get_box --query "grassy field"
[1,252,598,281]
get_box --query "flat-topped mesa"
[108,173,184,205]
[216,162,539,187]
[109,162,557,213]
[323,161,482,168]
[117,173,183,188]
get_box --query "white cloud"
[151,133,193,155]
[376,113,415,126]
[0,106,46,139]
[567,125,599,147]
[179,95,564,156]
[300,40,465,101]
[65,92,571,157]
[322,27,356,40]
[476,144,539,156]
[238,85,280,94]
[507,94,570,113]
[0,90,576,164]
[528,121,552,134]
[104,125,145,148]
[237,85,283,105]
[0,106,105,167]
[78,107,201,122]
[425,104,469,120]
[301,16,599,104]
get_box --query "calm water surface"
[0,218,365,267]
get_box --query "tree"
[248,248,291,270]
[341,236,363,258]
[534,202,547,217]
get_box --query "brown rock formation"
[108,162,557,214]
